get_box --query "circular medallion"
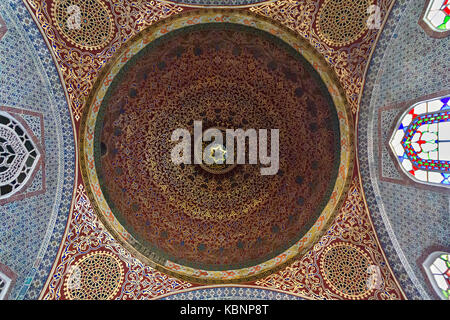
[52,0,114,51]
[317,0,373,47]
[320,243,373,299]
[64,251,124,300]
[80,10,354,283]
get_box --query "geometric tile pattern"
[63,251,124,300]
[379,107,404,181]
[25,0,409,300]
[161,287,304,300]
[51,0,114,51]
[10,0,434,300]
[357,0,450,300]
[0,1,75,300]
[156,0,273,6]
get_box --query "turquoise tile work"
[158,0,271,6]
[162,287,304,300]
[0,1,75,299]
[358,0,450,300]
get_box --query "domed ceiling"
[1,0,446,301]
[97,24,340,269]
[80,11,353,283]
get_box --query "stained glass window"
[423,0,450,32]
[389,95,450,187]
[0,112,41,199]
[0,271,11,300]
[423,252,450,300]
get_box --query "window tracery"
[0,112,40,199]
[0,271,12,300]
[420,0,450,37]
[389,95,450,187]
[423,251,450,300]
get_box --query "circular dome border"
[79,9,355,284]
[158,0,277,8]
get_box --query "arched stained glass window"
[423,252,450,300]
[420,0,450,36]
[0,270,12,300]
[389,95,450,187]
[0,111,41,199]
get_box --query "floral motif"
[27,0,183,121]
[80,10,354,283]
[255,178,404,300]
[42,184,193,300]
[250,0,390,113]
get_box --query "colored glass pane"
[425,253,450,300]
[0,271,11,300]
[424,0,450,31]
[390,95,450,186]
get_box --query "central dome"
[80,10,353,283]
[96,23,340,270]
